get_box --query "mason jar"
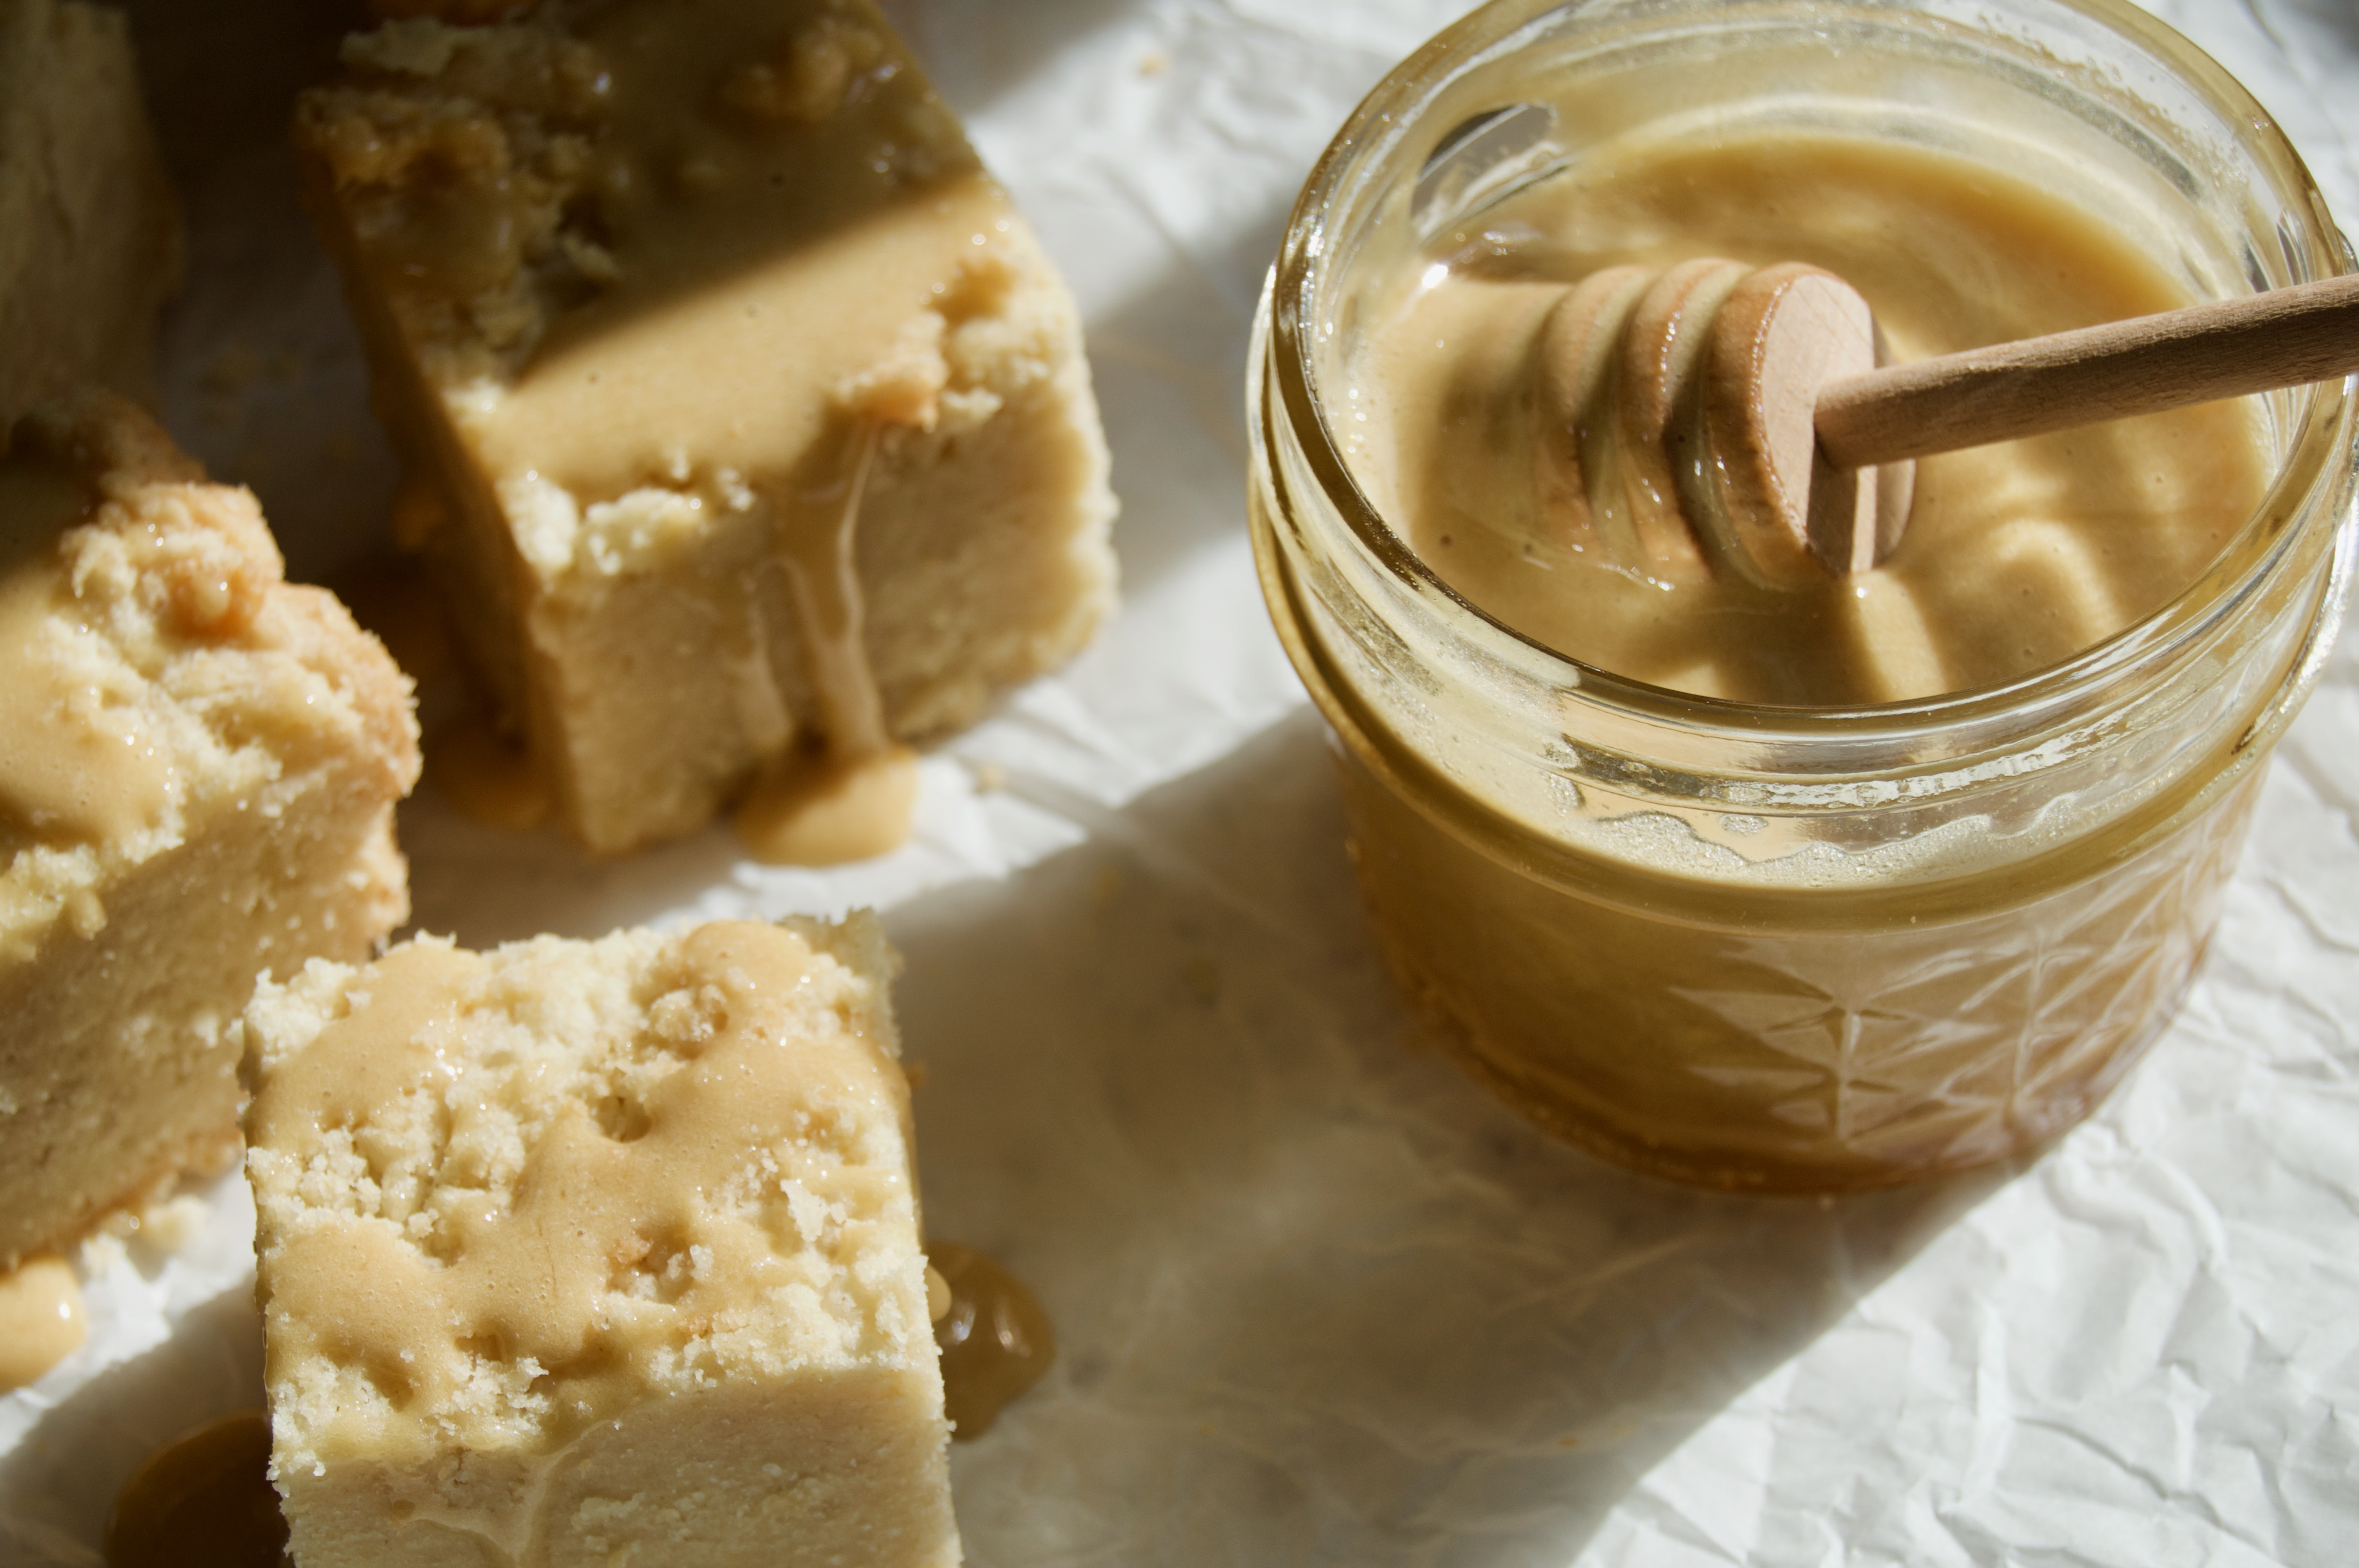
[1248,0,2358,1192]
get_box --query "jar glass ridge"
[1249,0,2359,1191]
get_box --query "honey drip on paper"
[103,1408,288,1568]
[928,1241,1055,1438]
[0,1256,85,1391]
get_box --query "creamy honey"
[1353,133,2269,706]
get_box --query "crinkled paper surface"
[5,0,2356,1562]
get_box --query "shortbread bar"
[298,0,1117,853]
[242,917,958,1567]
[0,390,418,1267]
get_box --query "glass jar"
[1248,0,2358,1193]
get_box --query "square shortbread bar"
[0,0,181,429]
[298,0,1118,854]
[242,916,956,1567]
[0,390,419,1268]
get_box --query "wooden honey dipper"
[1537,261,2359,586]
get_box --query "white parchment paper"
[5,1,2356,1563]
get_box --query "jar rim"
[1266,0,2359,744]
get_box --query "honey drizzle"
[735,418,920,865]
[0,453,170,848]
[251,928,903,1429]
[782,417,889,761]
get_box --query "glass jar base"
[1365,902,2208,1195]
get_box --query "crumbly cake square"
[0,0,181,430]
[0,390,420,1268]
[297,0,1118,854]
[242,916,957,1567]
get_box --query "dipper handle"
[1815,272,2359,470]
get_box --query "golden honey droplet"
[0,1256,85,1392]
[928,1241,1054,1440]
[104,1408,288,1568]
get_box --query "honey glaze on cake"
[0,449,170,851]
[450,3,995,494]
[249,925,904,1432]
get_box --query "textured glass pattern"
[1342,753,2265,1192]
